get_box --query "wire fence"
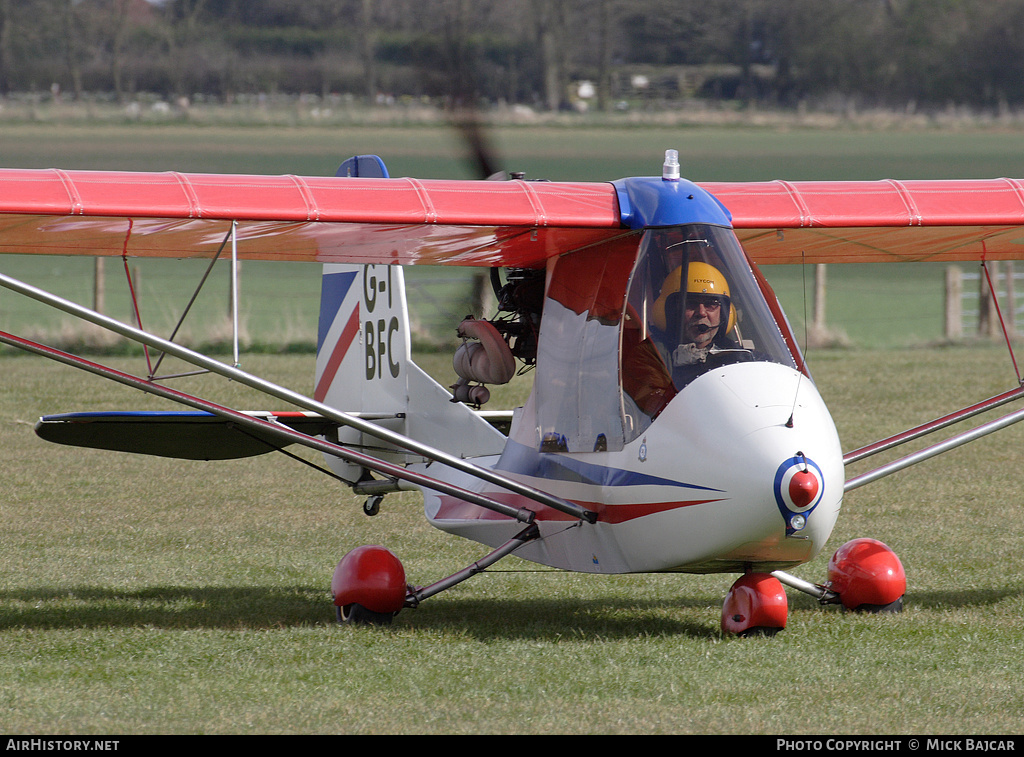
[8,255,1017,356]
[0,256,488,355]
[955,263,1024,339]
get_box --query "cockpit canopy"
[532,224,800,453]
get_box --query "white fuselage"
[419,361,844,575]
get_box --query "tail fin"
[315,263,505,480]
[315,263,407,417]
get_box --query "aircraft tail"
[314,263,506,481]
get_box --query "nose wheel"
[721,573,788,636]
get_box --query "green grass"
[2,346,1024,734]
[6,119,1024,180]
[762,261,969,348]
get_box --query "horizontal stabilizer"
[35,411,335,460]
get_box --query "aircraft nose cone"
[788,469,819,509]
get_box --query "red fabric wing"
[701,178,1024,264]
[3,169,1024,266]
[0,169,624,267]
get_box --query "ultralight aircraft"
[4,149,1024,634]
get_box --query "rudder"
[314,263,506,481]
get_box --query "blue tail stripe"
[317,270,358,351]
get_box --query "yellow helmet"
[653,262,736,335]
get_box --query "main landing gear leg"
[331,524,542,625]
[821,537,906,613]
[776,538,906,613]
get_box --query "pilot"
[652,261,747,387]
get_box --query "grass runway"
[1,347,1023,734]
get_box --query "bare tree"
[159,0,211,98]
[0,0,14,95]
[531,0,570,111]
[0,0,1019,112]
[58,0,87,100]
[105,0,135,103]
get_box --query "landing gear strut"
[722,538,906,636]
[331,525,541,625]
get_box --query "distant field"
[5,120,1024,180]
[4,121,1024,350]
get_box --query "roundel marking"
[773,455,825,530]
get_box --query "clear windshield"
[529,225,798,453]
[620,224,797,441]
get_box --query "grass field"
[2,121,1024,734]
[2,347,1023,734]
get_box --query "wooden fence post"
[93,258,105,314]
[979,262,999,338]
[1006,262,1016,339]
[813,264,826,331]
[945,266,962,340]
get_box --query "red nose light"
[788,469,819,509]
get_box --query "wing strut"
[0,272,598,525]
[0,328,543,525]
[845,399,1024,491]
[844,384,1024,464]
[146,224,236,380]
[980,259,1022,383]
[230,220,241,367]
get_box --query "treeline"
[1,0,1022,113]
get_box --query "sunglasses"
[684,295,723,312]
